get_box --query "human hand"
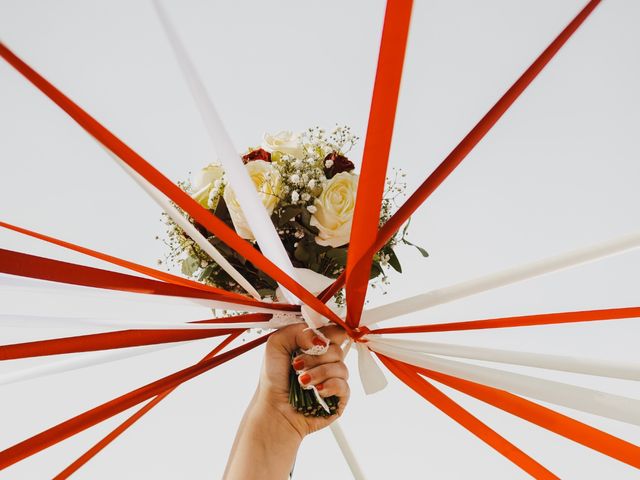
[256,324,350,439]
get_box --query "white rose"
[262,131,304,158]
[191,163,225,208]
[223,160,282,240]
[310,172,358,247]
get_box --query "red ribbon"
[327,0,603,300]
[0,248,289,310]
[0,313,269,360]
[0,220,281,307]
[379,355,559,479]
[0,41,349,332]
[414,364,640,469]
[0,334,270,470]
[52,331,243,480]
[370,306,640,334]
[345,0,413,327]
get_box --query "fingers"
[292,344,343,371]
[269,323,348,355]
[298,361,349,389]
[316,378,350,399]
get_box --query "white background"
[1,0,639,478]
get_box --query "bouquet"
[162,126,426,415]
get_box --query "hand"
[223,324,350,479]
[257,324,350,438]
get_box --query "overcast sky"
[1,0,639,478]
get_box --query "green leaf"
[387,249,402,273]
[198,264,215,281]
[181,256,199,276]
[369,261,383,279]
[401,218,412,238]
[294,242,311,263]
[325,248,348,266]
[276,205,302,227]
[402,238,429,257]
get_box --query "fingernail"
[316,383,324,391]
[299,373,311,385]
[312,337,327,347]
[293,358,305,371]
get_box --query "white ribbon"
[110,151,261,299]
[152,0,305,307]
[355,342,388,395]
[371,336,640,381]
[0,274,285,315]
[362,231,640,326]
[0,313,281,331]
[0,341,188,386]
[368,339,640,426]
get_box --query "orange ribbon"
[52,331,243,480]
[370,306,640,334]
[379,355,559,479]
[345,0,413,327]
[0,334,270,470]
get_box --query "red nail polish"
[299,373,311,385]
[312,337,327,347]
[293,358,304,370]
[316,383,324,391]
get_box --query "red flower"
[242,148,271,163]
[324,152,355,178]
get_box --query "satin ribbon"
[0,41,349,332]
[371,306,640,334]
[0,341,189,387]
[113,157,261,299]
[379,355,558,479]
[152,0,304,306]
[345,0,413,327]
[413,364,640,469]
[0,334,269,471]
[0,248,289,312]
[322,0,603,302]
[371,336,640,381]
[369,340,640,426]
[0,220,260,304]
[362,231,640,326]
[52,332,242,479]
[0,325,241,360]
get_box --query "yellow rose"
[223,160,282,240]
[261,130,304,158]
[191,163,224,209]
[310,172,358,247]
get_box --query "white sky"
[1,0,639,478]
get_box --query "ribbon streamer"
[413,364,640,469]
[322,0,603,302]
[0,248,285,312]
[371,306,640,334]
[345,0,413,327]
[52,332,243,479]
[152,0,303,306]
[0,342,189,387]
[0,41,350,332]
[379,356,558,479]
[0,314,274,332]
[114,157,261,299]
[372,336,640,381]
[362,231,640,325]
[0,220,258,304]
[369,340,640,426]
[0,334,269,470]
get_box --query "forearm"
[224,392,303,480]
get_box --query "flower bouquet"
[163,126,426,416]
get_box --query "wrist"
[249,390,306,446]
